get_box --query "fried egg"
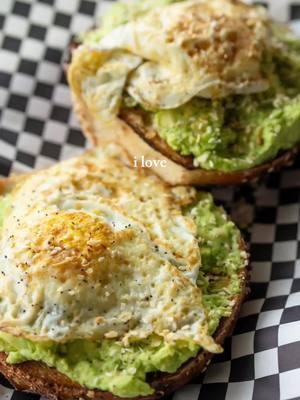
[69,0,270,118]
[0,145,220,353]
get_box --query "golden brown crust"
[0,180,8,195]
[0,177,19,196]
[0,235,250,400]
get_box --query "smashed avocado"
[0,194,245,397]
[153,92,300,172]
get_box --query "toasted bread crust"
[0,177,19,195]
[0,232,249,400]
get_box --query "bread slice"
[0,175,250,400]
[65,44,299,187]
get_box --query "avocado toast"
[0,145,249,399]
[67,0,300,186]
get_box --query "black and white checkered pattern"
[0,1,300,399]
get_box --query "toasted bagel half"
[67,78,299,187]
[0,167,250,400]
[0,254,249,400]
[65,17,300,187]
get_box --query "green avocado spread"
[0,193,245,398]
[82,0,300,172]
[153,92,300,172]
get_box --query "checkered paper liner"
[0,0,300,399]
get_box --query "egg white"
[0,145,220,353]
[70,0,271,119]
